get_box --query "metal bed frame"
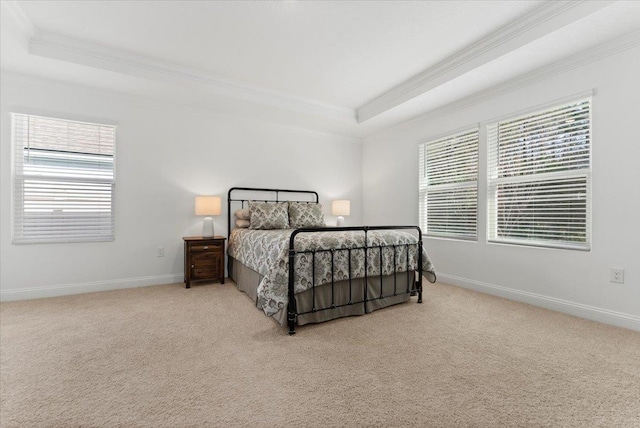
[227,187,424,335]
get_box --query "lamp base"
[202,216,214,237]
[336,216,344,227]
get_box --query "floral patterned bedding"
[228,228,436,317]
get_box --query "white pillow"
[234,208,250,220]
[235,219,250,228]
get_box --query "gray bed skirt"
[229,256,412,327]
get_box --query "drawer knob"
[203,246,209,249]
[191,265,194,268]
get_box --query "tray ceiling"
[2,0,639,137]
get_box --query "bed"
[226,187,436,334]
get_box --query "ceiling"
[2,1,640,138]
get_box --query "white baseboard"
[4,273,638,332]
[0,274,184,302]
[437,273,640,332]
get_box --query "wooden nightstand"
[183,236,226,288]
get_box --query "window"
[12,113,116,244]
[487,98,591,250]
[419,128,478,240]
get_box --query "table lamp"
[332,200,350,227]
[195,196,221,237]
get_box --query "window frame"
[419,127,479,241]
[486,97,592,251]
[11,112,117,244]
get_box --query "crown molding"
[367,30,640,140]
[3,0,630,135]
[0,0,35,47]
[356,0,615,123]
[22,31,357,123]
[0,70,363,144]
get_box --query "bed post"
[227,188,231,241]
[417,227,423,304]
[227,188,232,281]
[288,231,299,335]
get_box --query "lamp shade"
[195,196,221,216]
[332,200,351,216]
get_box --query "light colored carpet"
[1,281,639,427]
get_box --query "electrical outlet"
[157,247,165,257]
[610,268,624,284]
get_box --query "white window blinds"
[419,128,478,240]
[487,98,591,250]
[12,113,116,244]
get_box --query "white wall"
[0,74,363,300]
[363,46,640,330]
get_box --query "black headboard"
[227,187,319,239]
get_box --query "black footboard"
[287,226,424,335]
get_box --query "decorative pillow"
[249,201,289,229]
[288,202,325,228]
[235,219,250,228]
[234,208,250,220]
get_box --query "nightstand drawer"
[191,243,222,252]
[191,252,220,266]
[192,267,218,279]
